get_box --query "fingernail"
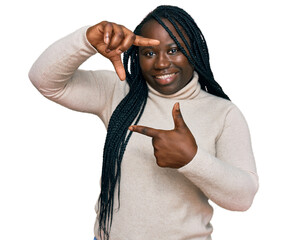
[128,126,134,131]
[176,102,180,110]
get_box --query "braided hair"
[98,5,230,239]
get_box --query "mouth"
[153,72,177,85]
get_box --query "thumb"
[109,55,126,81]
[172,102,187,129]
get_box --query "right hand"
[86,21,160,81]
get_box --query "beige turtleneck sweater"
[29,26,258,240]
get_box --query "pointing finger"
[172,102,187,129]
[129,125,160,137]
[134,35,160,47]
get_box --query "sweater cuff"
[177,147,212,181]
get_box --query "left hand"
[129,102,198,168]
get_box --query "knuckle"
[100,20,108,25]
[141,127,148,135]
[115,31,124,39]
[156,131,164,139]
[156,159,166,168]
[104,21,113,28]
[130,33,136,41]
[153,148,159,156]
[152,142,159,151]
[154,152,166,167]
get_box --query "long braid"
[98,22,148,238]
[98,5,230,240]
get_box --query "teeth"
[155,73,175,79]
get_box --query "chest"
[133,97,225,156]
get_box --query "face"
[139,19,194,95]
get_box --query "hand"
[86,21,160,80]
[129,103,198,168]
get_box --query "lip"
[153,72,178,85]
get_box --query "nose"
[154,52,171,69]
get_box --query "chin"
[157,87,178,95]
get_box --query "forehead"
[140,18,187,42]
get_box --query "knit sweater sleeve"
[178,104,259,211]
[28,26,124,119]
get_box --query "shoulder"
[197,89,236,113]
[196,90,248,129]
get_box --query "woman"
[29,5,258,240]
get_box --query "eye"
[168,48,179,55]
[145,51,155,57]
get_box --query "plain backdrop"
[1,0,287,239]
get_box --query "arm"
[130,103,258,211]
[178,105,258,211]
[29,26,117,115]
[29,22,160,115]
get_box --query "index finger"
[129,125,160,137]
[133,35,160,47]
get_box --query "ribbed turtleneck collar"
[147,71,201,100]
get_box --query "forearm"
[28,26,97,100]
[178,148,258,211]
[178,105,259,211]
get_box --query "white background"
[1,0,287,239]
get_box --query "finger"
[129,125,160,138]
[172,102,187,129]
[134,35,160,47]
[116,32,136,53]
[103,22,113,45]
[107,24,125,51]
[111,25,136,53]
[109,55,126,80]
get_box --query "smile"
[153,72,177,86]
[154,73,176,80]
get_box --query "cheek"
[139,57,153,75]
[181,59,194,76]
[185,65,194,77]
[139,57,146,71]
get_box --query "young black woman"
[29,5,258,240]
